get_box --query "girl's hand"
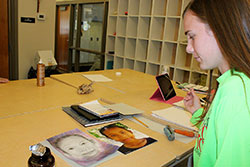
[184,88,201,114]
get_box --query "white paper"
[37,50,57,66]
[83,74,112,82]
[79,100,116,116]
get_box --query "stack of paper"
[79,100,118,118]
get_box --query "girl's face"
[103,127,136,144]
[183,10,229,73]
[58,135,99,160]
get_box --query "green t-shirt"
[190,70,250,167]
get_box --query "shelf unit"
[105,0,218,87]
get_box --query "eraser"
[116,72,122,76]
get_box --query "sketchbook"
[152,106,197,131]
[62,107,123,127]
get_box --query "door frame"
[55,0,108,72]
[55,4,71,72]
[8,0,19,80]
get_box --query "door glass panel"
[80,4,104,52]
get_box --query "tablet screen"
[156,73,176,101]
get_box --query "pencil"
[132,116,149,128]
[182,87,207,104]
[99,98,149,128]
[99,98,115,105]
[182,87,191,92]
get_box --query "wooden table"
[0,76,121,118]
[0,69,195,167]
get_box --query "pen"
[132,116,149,128]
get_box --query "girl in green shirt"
[182,0,250,166]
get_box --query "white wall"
[18,0,56,79]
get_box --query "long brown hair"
[183,0,250,124]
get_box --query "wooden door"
[0,0,9,78]
[55,5,70,71]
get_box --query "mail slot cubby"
[135,39,148,61]
[109,0,118,15]
[146,63,160,75]
[106,36,115,53]
[139,0,152,15]
[124,38,136,58]
[152,0,167,16]
[148,40,162,63]
[105,54,114,69]
[118,0,128,15]
[167,0,182,16]
[115,37,125,57]
[190,72,207,86]
[150,17,165,40]
[161,41,177,66]
[124,58,135,69]
[164,18,180,41]
[128,0,140,15]
[117,16,127,36]
[114,56,124,69]
[176,44,192,69]
[138,16,151,39]
[107,16,117,35]
[126,17,138,37]
[134,60,146,73]
[174,68,190,83]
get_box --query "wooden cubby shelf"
[105,0,218,87]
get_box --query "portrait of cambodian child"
[47,128,119,167]
[89,122,157,155]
